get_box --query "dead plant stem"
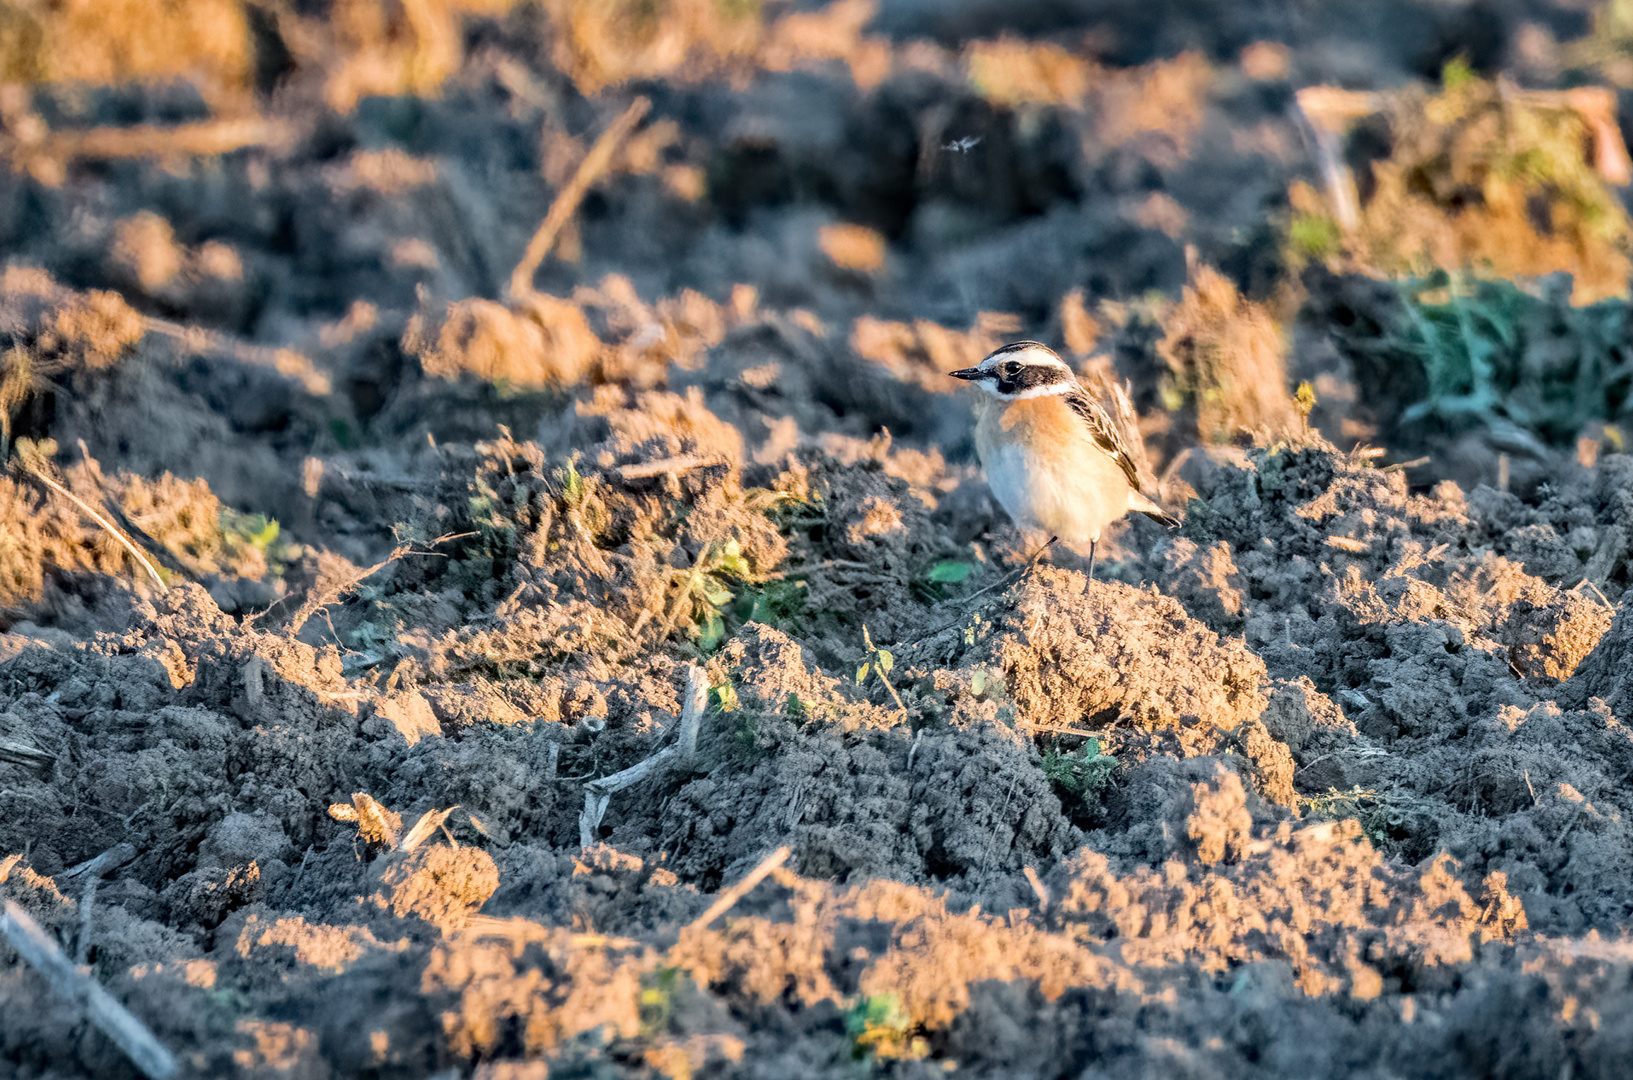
[684,846,791,933]
[20,467,166,592]
[1,901,178,1080]
[510,97,651,299]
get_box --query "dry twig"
[509,96,651,299]
[399,806,460,854]
[677,664,707,767]
[683,846,792,933]
[16,464,166,593]
[58,843,138,883]
[579,746,677,848]
[0,737,54,775]
[578,665,708,846]
[1,901,178,1080]
[1023,865,1050,911]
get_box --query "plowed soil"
[5,2,1633,1078]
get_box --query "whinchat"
[950,341,1179,576]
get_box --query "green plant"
[669,537,753,651]
[1346,270,1633,448]
[466,477,515,554]
[220,509,289,570]
[1287,210,1342,262]
[913,557,976,602]
[1426,65,1629,242]
[1439,54,1476,92]
[1293,381,1317,430]
[856,624,907,717]
[638,966,682,1039]
[846,991,925,1063]
[710,680,739,714]
[1300,786,1412,849]
[735,576,807,630]
[1040,737,1118,800]
[554,453,587,508]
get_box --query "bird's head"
[949,341,1074,400]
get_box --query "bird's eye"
[1001,361,1021,376]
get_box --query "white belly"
[976,415,1129,545]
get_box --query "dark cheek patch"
[1000,366,1059,395]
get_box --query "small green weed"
[766,488,826,534]
[846,992,925,1063]
[1287,210,1342,263]
[554,453,587,508]
[711,679,766,761]
[856,624,908,717]
[854,625,892,686]
[1343,270,1633,448]
[913,557,976,602]
[466,476,516,554]
[1040,738,1118,800]
[735,576,807,631]
[1293,62,1633,303]
[220,509,283,559]
[710,681,739,714]
[968,666,995,697]
[1300,786,1412,849]
[1293,380,1317,430]
[1439,54,1476,92]
[638,966,682,1039]
[670,538,753,652]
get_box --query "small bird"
[950,341,1179,579]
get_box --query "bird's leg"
[1086,538,1096,583]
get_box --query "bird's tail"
[1129,490,1181,529]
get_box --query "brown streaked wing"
[1062,387,1140,490]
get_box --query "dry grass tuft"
[0,449,278,615]
[0,0,252,104]
[1158,261,1300,444]
[818,222,887,274]
[277,0,518,112]
[1294,70,1633,302]
[542,0,763,93]
[850,312,1021,395]
[541,0,893,95]
[1,268,145,445]
[760,0,887,89]
[965,37,1095,108]
[407,272,734,395]
[407,296,600,391]
[1093,51,1212,158]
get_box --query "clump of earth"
[5,2,1633,1077]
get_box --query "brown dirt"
[6,2,1633,1078]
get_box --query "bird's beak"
[948,367,981,381]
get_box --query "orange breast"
[997,396,1085,447]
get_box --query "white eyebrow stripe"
[1008,381,1075,399]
